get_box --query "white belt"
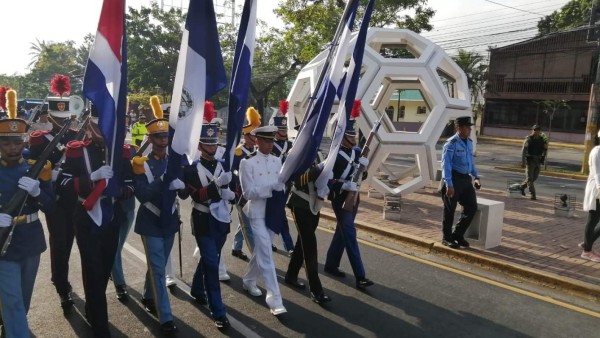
[292,188,310,202]
[143,202,161,217]
[192,202,210,213]
[14,213,39,224]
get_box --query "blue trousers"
[141,234,175,324]
[325,199,366,280]
[232,208,254,252]
[112,197,135,287]
[277,218,295,252]
[191,234,227,319]
[0,254,41,338]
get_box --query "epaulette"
[247,151,257,159]
[66,140,86,158]
[27,159,52,181]
[450,138,457,143]
[132,156,148,175]
[235,145,243,157]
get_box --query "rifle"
[341,114,383,212]
[26,103,44,125]
[0,115,77,255]
[53,110,92,173]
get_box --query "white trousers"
[243,218,283,309]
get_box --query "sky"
[1,0,570,76]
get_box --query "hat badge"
[207,127,215,137]
[282,119,287,126]
[157,121,166,128]
[10,122,18,132]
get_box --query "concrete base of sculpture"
[464,197,505,249]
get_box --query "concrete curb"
[495,166,587,181]
[319,211,600,301]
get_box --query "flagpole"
[297,0,358,130]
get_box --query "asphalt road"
[25,202,600,337]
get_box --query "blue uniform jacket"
[133,153,179,237]
[327,146,365,203]
[442,134,479,187]
[0,159,55,261]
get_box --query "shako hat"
[456,116,474,127]
[0,89,29,137]
[199,101,219,144]
[272,100,288,130]
[242,107,261,134]
[146,95,169,137]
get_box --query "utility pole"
[582,1,600,174]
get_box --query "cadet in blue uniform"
[270,100,294,254]
[440,116,481,249]
[324,118,374,289]
[131,97,179,334]
[230,107,261,260]
[57,110,134,338]
[0,90,55,337]
[181,121,233,329]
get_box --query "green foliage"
[26,40,82,98]
[452,49,488,124]
[537,0,593,36]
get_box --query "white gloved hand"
[220,188,235,201]
[90,165,113,181]
[18,177,41,197]
[0,213,12,228]
[168,178,185,191]
[51,169,60,183]
[341,181,358,192]
[317,186,330,199]
[272,182,285,192]
[215,172,232,186]
[358,157,369,167]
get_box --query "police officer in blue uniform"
[440,116,481,249]
[0,90,55,337]
[57,110,134,338]
[324,118,374,289]
[181,122,233,329]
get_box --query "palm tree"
[452,49,488,129]
[28,38,49,69]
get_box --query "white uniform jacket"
[584,146,600,211]
[240,152,282,219]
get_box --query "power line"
[483,0,548,16]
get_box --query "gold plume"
[150,95,163,119]
[246,107,261,128]
[7,89,17,119]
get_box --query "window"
[385,106,394,121]
[399,106,405,119]
[417,106,427,114]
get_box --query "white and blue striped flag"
[224,0,257,171]
[316,0,376,189]
[279,0,360,183]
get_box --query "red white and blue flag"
[317,0,376,189]
[279,0,360,183]
[82,0,127,225]
[223,0,257,171]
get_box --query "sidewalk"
[320,185,600,300]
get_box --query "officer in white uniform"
[239,126,287,316]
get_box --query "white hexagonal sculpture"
[287,28,475,196]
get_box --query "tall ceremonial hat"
[345,100,361,136]
[199,101,219,145]
[251,125,278,140]
[242,107,261,134]
[47,75,84,120]
[0,89,29,137]
[272,100,288,130]
[146,96,169,137]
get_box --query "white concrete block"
[465,197,504,249]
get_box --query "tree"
[537,0,593,36]
[452,49,488,129]
[26,41,81,98]
[541,99,570,169]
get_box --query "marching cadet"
[180,103,233,329]
[131,96,179,334]
[57,108,134,338]
[230,107,261,260]
[0,90,55,337]
[323,112,374,289]
[269,100,294,254]
[240,125,287,316]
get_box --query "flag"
[279,0,359,183]
[316,0,376,189]
[223,0,257,171]
[162,0,227,226]
[169,0,227,163]
[82,0,127,225]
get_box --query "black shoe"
[141,298,157,315]
[115,284,129,301]
[191,293,208,305]
[284,277,306,290]
[160,320,177,335]
[531,195,537,200]
[454,237,470,248]
[324,266,346,278]
[214,316,230,329]
[272,245,278,252]
[519,185,526,196]
[231,249,249,260]
[442,239,460,249]
[311,291,332,304]
[356,278,374,289]
[59,291,74,310]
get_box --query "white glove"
[358,157,369,167]
[168,178,185,191]
[51,169,60,183]
[341,181,358,192]
[215,172,232,186]
[220,188,235,201]
[90,165,113,181]
[0,213,12,228]
[317,186,330,199]
[272,182,285,192]
[18,177,41,197]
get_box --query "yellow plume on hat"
[7,89,17,119]
[150,95,163,119]
[242,107,261,134]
